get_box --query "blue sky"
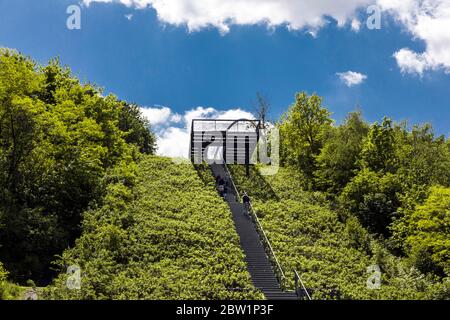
[0,0,449,155]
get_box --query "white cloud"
[140,106,172,125]
[156,126,190,158]
[337,71,368,86]
[170,113,182,123]
[140,106,254,158]
[82,0,450,76]
[83,0,152,9]
[351,18,361,31]
[378,0,450,74]
[83,0,373,34]
[217,109,255,120]
[393,48,428,75]
[183,106,217,127]
[141,106,182,127]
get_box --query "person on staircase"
[217,177,225,197]
[222,184,228,199]
[242,191,251,216]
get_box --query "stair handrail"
[294,270,312,300]
[223,162,286,290]
[248,201,286,288]
[223,161,242,202]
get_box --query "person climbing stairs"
[210,164,299,300]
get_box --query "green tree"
[119,103,156,155]
[0,49,155,284]
[397,124,450,206]
[315,111,369,194]
[279,92,332,179]
[340,169,402,235]
[343,119,450,243]
[406,186,450,276]
[0,49,42,195]
[359,117,398,173]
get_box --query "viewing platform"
[190,119,261,165]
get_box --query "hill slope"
[45,157,262,300]
[229,165,448,299]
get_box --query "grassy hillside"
[0,263,22,299]
[229,165,448,299]
[44,157,262,300]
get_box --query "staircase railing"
[223,162,286,290]
[248,201,287,290]
[294,270,312,300]
[223,162,312,299]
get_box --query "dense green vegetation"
[0,49,155,287]
[230,165,449,299]
[44,157,261,300]
[1,49,257,300]
[229,91,450,299]
[1,48,448,300]
[0,262,22,299]
[404,186,450,276]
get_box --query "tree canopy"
[279,92,332,180]
[0,49,156,284]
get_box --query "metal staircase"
[191,118,311,300]
[210,164,310,300]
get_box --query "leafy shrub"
[229,165,448,299]
[0,262,22,300]
[44,157,263,300]
[405,186,450,276]
[340,169,402,235]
